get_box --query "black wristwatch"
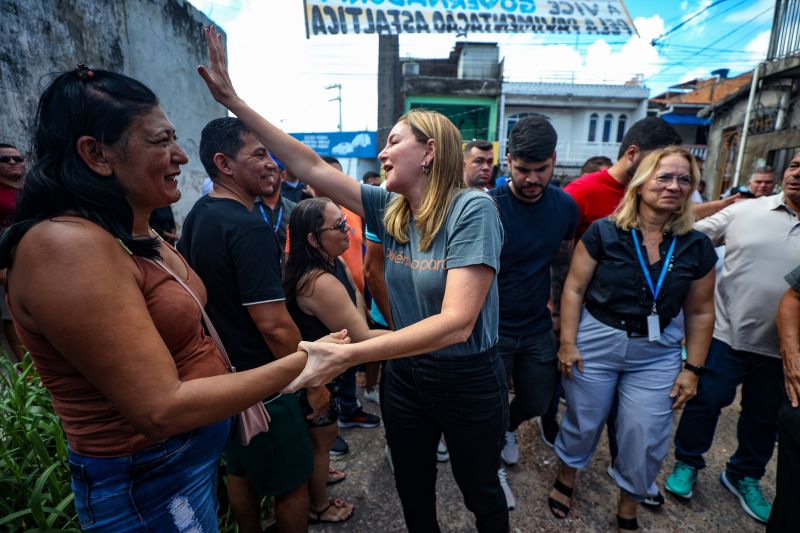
[684,362,707,376]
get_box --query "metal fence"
[768,0,800,60]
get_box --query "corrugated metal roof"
[503,82,650,99]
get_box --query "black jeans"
[498,330,558,431]
[383,348,509,533]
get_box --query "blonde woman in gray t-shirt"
[198,26,509,533]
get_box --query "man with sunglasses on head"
[0,143,27,362]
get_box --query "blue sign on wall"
[289,131,378,158]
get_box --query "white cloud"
[744,30,771,56]
[681,0,713,25]
[678,67,710,84]
[724,0,774,23]
[202,0,379,132]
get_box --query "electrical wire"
[651,0,732,45]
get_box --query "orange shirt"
[340,207,364,293]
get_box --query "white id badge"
[647,314,661,341]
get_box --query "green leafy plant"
[0,354,270,532]
[0,354,80,532]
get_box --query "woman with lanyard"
[548,146,717,532]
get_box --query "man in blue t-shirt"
[489,117,578,474]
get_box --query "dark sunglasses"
[319,215,348,234]
[0,156,24,164]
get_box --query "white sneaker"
[501,430,519,465]
[363,388,380,404]
[498,467,516,510]
[436,438,449,462]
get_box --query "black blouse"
[581,218,717,321]
[287,259,357,342]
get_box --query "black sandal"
[617,514,639,531]
[548,478,574,519]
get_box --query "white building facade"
[500,81,650,176]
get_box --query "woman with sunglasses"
[199,26,508,532]
[548,146,716,532]
[284,197,390,524]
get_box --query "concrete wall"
[0,0,226,225]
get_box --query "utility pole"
[326,83,342,131]
[377,35,401,149]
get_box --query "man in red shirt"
[564,117,682,239]
[0,143,27,362]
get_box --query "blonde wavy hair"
[383,109,465,251]
[610,146,700,236]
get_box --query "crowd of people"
[1,25,799,533]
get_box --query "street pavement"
[316,391,774,532]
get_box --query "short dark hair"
[617,117,682,160]
[0,67,161,265]
[580,155,613,175]
[507,116,557,162]
[463,139,493,155]
[199,117,250,181]
[362,170,380,181]
[0,143,19,151]
[321,155,341,167]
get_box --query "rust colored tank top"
[12,253,228,457]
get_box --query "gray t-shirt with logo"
[361,184,502,356]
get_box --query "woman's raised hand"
[197,26,240,107]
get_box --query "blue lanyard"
[631,230,676,314]
[258,203,282,234]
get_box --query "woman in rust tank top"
[0,67,324,532]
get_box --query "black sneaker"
[329,435,349,457]
[338,407,381,429]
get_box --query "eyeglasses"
[0,156,24,164]
[654,174,692,187]
[320,215,348,234]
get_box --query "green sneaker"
[664,460,698,498]
[720,472,772,523]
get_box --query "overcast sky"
[188,0,774,133]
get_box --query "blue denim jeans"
[674,337,783,481]
[498,330,558,431]
[68,418,232,532]
[382,348,509,533]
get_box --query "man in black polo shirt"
[489,117,578,501]
[180,117,329,533]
